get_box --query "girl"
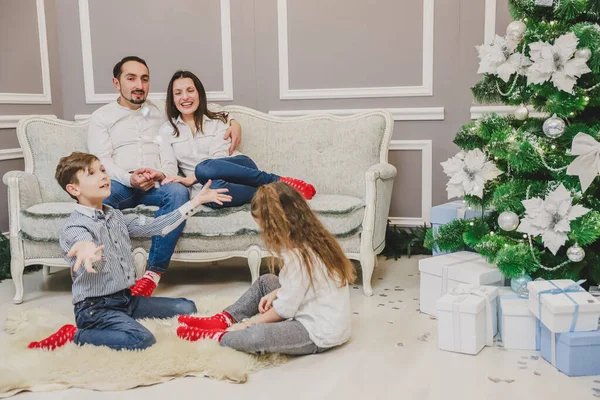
[160,70,316,208]
[176,181,355,355]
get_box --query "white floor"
[0,256,597,400]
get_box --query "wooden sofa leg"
[10,237,24,304]
[247,245,262,283]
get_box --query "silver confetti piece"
[594,380,600,384]
[534,0,553,6]
[593,388,600,393]
[487,377,502,383]
[534,371,541,376]
[519,367,528,370]
[517,361,527,365]
[392,307,400,310]
[520,356,528,359]
[504,379,515,383]
[352,312,359,315]
[387,320,393,324]
[530,356,539,360]
[396,342,404,347]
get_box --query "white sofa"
[3,106,396,303]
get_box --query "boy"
[28,152,232,351]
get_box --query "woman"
[160,70,315,208]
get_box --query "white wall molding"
[269,107,444,121]
[484,0,497,45]
[0,148,24,161]
[78,0,234,104]
[0,0,52,104]
[0,114,57,129]
[277,0,434,99]
[388,140,432,227]
[470,105,548,120]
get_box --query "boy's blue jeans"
[73,289,196,350]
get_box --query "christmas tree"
[425,0,600,285]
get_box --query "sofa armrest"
[3,171,43,236]
[363,163,397,252]
[366,163,397,181]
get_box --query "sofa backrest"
[17,107,393,203]
[225,106,393,200]
[18,117,89,203]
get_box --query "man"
[87,56,241,296]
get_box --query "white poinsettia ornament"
[477,35,531,82]
[526,32,591,93]
[441,149,503,199]
[517,184,589,255]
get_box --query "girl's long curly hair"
[250,181,356,287]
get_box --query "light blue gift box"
[431,200,490,256]
[540,323,600,376]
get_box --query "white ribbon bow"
[449,285,495,347]
[566,132,600,192]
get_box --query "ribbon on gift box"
[537,280,586,333]
[440,255,482,296]
[497,293,520,342]
[449,285,495,350]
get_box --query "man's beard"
[122,90,146,105]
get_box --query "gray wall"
[0,0,512,232]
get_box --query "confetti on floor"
[396,342,404,347]
[487,377,502,383]
[530,356,539,360]
[534,371,541,376]
[504,379,515,384]
[517,361,527,365]
[519,367,528,370]
[392,307,400,310]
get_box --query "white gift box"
[497,287,538,350]
[436,285,498,355]
[419,251,504,317]
[527,279,600,333]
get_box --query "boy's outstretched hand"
[67,242,104,273]
[191,179,232,208]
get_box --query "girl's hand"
[191,179,232,208]
[162,175,196,187]
[258,289,279,314]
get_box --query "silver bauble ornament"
[542,114,566,139]
[514,106,529,121]
[566,244,585,262]
[506,21,526,41]
[498,211,520,231]
[575,48,592,61]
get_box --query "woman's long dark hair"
[165,70,228,137]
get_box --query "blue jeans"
[103,181,189,274]
[73,289,196,351]
[194,155,280,208]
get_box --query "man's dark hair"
[113,56,148,79]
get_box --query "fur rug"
[0,295,288,397]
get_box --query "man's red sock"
[178,311,234,330]
[28,324,77,350]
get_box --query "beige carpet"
[0,295,288,397]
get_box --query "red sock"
[28,324,77,350]
[178,312,234,330]
[177,325,226,342]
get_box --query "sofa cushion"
[20,194,364,242]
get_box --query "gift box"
[419,251,504,317]
[497,287,538,350]
[431,200,490,256]
[436,285,498,355]
[539,323,600,376]
[527,279,600,333]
